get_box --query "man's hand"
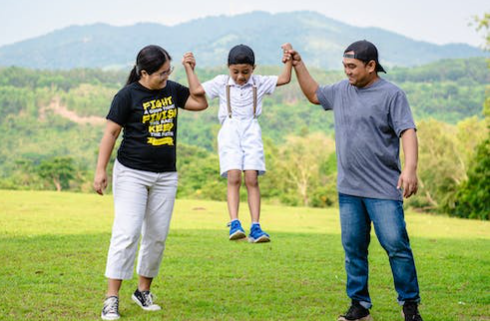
[397,169,418,198]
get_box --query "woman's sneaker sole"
[101,313,120,320]
[131,294,162,311]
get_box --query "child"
[94,45,207,320]
[201,43,293,243]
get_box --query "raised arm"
[93,120,122,195]
[398,128,418,198]
[288,49,320,105]
[182,52,208,111]
[277,43,293,86]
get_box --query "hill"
[0,11,486,70]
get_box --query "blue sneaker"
[248,224,270,243]
[228,220,246,240]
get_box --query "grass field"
[0,190,489,321]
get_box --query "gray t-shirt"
[316,78,416,201]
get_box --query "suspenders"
[226,81,258,119]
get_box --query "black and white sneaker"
[338,300,373,321]
[101,296,120,320]
[402,302,423,321]
[131,289,162,311]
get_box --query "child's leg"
[244,170,260,223]
[227,169,242,221]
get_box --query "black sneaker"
[338,301,373,321]
[131,289,162,311]
[402,302,423,321]
[101,296,120,320]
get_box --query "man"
[286,40,423,321]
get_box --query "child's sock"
[251,222,260,228]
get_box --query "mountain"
[0,11,486,70]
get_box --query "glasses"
[158,66,174,78]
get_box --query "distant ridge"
[0,11,486,70]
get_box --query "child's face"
[228,64,255,86]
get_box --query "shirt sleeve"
[316,84,337,111]
[256,75,278,95]
[202,75,224,99]
[106,90,131,126]
[389,90,416,137]
[173,81,191,109]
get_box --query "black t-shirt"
[107,80,190,172]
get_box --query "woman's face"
[140,60,173,90]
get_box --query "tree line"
[0,54,488,220]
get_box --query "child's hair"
[228,44,255,66]
[126,45,172,85]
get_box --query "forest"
[0,57,488,220]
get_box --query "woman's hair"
[126,45,172,85]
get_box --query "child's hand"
[182,52,196,70]
[281,43,293,63]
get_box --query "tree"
[37,157,76,192]
[275,133,335,207]
[449,138,490,219]
[449,13,490,219]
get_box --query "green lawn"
[0,190,489,320]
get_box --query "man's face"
[228,64,255,86]
[342,51,376,88]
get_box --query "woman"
[93,45,207,320]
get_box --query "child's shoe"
[248,223,270,243]
[228,220,246,240]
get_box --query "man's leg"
[339,193,372,308]
[365,198,420,304]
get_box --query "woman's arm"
[93,120,122,195]
[182,52,208,111]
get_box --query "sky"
[0,0,488,48]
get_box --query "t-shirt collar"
[228,76,254,88]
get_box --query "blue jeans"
[338,193,420,309]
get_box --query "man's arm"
[288,49,320,105]
[398,128,418,198]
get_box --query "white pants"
[105,160,178,280]
[218,118,266,178]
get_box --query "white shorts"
[217,118,266,178]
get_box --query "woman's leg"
[137,172,178,279]
[107,279,122,297]
[105,161,150,283]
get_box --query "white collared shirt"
[202,74,278,124]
